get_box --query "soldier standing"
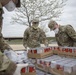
[48,20,76,47]
[0,0,21,75]
[23,18,48,49]
[0,0,21,51]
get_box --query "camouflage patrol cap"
[48,20,57,30]
[32,18,39,29]
[32,18,39,23]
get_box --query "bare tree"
[12,0,67,27]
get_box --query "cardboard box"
[71,48,76,57]
[53,47,76,58]
[21,64,36,75]
[27,51,53,59]
[53,46,61,54]
[64,60,76,75]
[58,47,76,58]
[27,46,76,75]
[28,46,76,58]
[49,57,76,75]
[35,55,63,73]
[52,68,64,75]
[21,72,36,75]
[35,64,49,73]
[36,55,62,67]
[27,47,53,59]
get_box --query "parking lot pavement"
[10,44,57,50]
[10,44,25,50]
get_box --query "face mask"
[4,0,16,11]
[32,24,38,29]
[54,28,59,34]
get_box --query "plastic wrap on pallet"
[29,58,37,64]
[51,58,68,68]
[28,46,53,54]
[21,64,36,75]
[36,47,44,54]
[64,60,76,74]
[37,55,62,67]
[61,47,76,53]
[15,50,28,63]
[28,47,44,54]
[51,58,76,69]
[27,46,53,59]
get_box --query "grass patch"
[5,37,56,44]
[6,39,23,44]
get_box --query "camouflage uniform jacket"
[23,27,48,48]
[55,25,76,47]
[0,2,11,52]
[0,2,16,74]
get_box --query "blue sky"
[2,0,76,37]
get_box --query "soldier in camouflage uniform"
[0,0,21,51]
[23,19,48,49]
[0,0,21,75]
[48,20,76,47]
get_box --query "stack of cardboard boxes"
[27,46,76,75]
[27,47,53,59]
[14,50,37,75]
[21,64,36,75]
